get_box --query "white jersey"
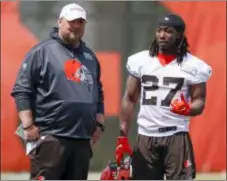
[126,50,212,137]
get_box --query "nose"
[70,19,84,28]
[72,21,82,28]
[159,31,166,39]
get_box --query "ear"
[176,32,183,39]
[57,18,62,28]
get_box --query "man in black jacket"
[11,3,105,180]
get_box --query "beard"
[62,29,83,46]
[59,27,85,47]
[68,30,80,40]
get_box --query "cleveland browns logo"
[64,59,93,86]
[64,59,83,82]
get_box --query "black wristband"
[23,123,34,130]
[96,121,105,132]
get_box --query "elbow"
[198,100,206,115]
[11,91,32,100]
[121,94,137,110]
[198,105,205,115]
[97,92,104,114]
[126,94,137,104]
[98,86,104,102]
[196,109,204,116]
[11,84,33,99]
[11,89,34,112]
[190,104,205,116]
[97,102,104,115]
[189,97,206,116]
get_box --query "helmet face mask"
[120,154,131,170]
[109,161,118,178]
[100,156,133,180]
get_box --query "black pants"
[29,135,92,180]
[132,132,196,180]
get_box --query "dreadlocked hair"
[149,35,190,64]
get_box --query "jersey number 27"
[142,75,184,107]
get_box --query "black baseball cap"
[157,14,186,32]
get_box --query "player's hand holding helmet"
[170,93,191,116]
[115,136,133,165]
[100,155,132,180]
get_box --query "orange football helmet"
[100,154,132,180]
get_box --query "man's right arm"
[11,49,41,129]
[119,75,141,137]
[18,110,34,129]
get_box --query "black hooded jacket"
[11,27,104,139]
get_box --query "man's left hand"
[91,125,103,146]
[170,93,191,116]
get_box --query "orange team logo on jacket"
[64,59,82,82]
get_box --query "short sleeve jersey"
[126,50,212,136]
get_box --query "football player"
[116,14,212,180]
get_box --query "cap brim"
[65,14,87,22]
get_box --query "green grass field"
[1,172,226,180]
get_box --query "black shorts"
[29,135,92,180]
[132,131,196,180]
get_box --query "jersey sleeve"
[126,55,142,78]
[191,63,212,84]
